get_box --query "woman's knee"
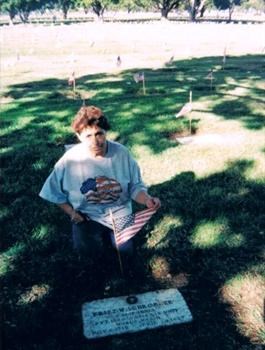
[72,221,104,257]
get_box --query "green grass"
[1,27,265,350]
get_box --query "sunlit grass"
[146,215,183,249]
[190,218,245,249]
[0,116,35,136]
[220,271,265,344]
[0,243,26,277]
[17,284,51,305]
[31,225,52,241]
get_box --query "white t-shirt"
[39,140,147,228]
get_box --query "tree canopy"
[213,0,243,20]
[0,0,264,22]
[78,0,120,17]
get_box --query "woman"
[39,105,161,273]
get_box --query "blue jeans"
[72,219,134,259]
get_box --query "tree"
[241,0,265,12]
[185,0,209,21]
[0,0,17,23]
[118,0,147,12]
[91,0,107,17]
[55,0,76,19]
[0,0,43,23]
[78,0,119,18]
[213,0,242,21]
[152,0,182,18]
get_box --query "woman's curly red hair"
[71,106,110,133]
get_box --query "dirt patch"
[220,273,265,343]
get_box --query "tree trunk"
[228,5,234,22]
[62,5,69,19]
[8,10,16,24]
[189,8,196,21]
[93,3,105,21]
[19,11,30,23]
[198,0,206,18]
[188,0,197,22]
[161,8,169,19]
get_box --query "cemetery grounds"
[1,21,265,350]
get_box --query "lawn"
[1,22,265,350]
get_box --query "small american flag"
[116,56,122,67]
[113,208,157,247]
[68,72,75,86]
[206,69,214,80]
[175,102,192,118]
[176,91,192,118]
[133,72,145,83]
[223,47,227,66]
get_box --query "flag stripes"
[176,102,192,118]
[114,208,156,247]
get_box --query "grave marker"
[82,288,192,339]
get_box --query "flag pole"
[222,47,226,70]
[189,90,192,135]
[142,77,146,95]
[73,78,76,93]
[109,209,124,276]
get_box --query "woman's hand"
[145,196,161,210]
[57,203,86,224]
[70,210,85,224]
[134,191,161,210]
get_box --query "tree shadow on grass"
[1,54,264,156]
[2,159,264,350]
[137,159,265,349]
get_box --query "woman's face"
[77,125,107,157]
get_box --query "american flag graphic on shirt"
[80,176,122,204]
[113,208,157,247]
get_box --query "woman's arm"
[134,191,161,210]
[57,203,85,224]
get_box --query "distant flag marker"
[133,72,145,83]
[175,103,192,118]
[68,71,76,92]
[206,69,214,90]
[133,72,146,95]
[116,56,122,67]
[222,47,227,69]
[166,55,174,65]
[176,91,192,118]
[176,91,193,134]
